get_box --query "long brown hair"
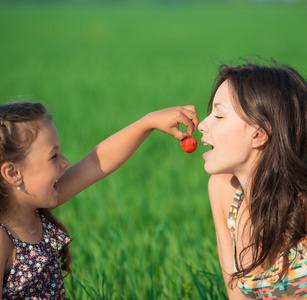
[0,101,72,275]
[208,62,307,283]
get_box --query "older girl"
[198,62,307,299]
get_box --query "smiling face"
[16,120,70,210]
[198,80,259,179]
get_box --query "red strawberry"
[180,136,197,153]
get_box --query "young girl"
[198,62,307,299]
[0,101,198,299]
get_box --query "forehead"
[28,120,59,153]
[212,80,237,111]
[37,120,58,142]
[214,80,232,102]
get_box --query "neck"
[1,207,38,230]
[233,155,258,201]
[233,171,253,203]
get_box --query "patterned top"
[227,186,307,299]
[0,212,72,300]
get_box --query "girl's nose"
[61,156,70,169]
[198,118,208,133]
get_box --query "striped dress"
[227,186,307,299]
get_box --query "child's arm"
[56,105,198,206]
[208,174,248,300]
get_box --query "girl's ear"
[252,128,269,149]
[1,162,23,186]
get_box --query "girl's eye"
[214,115,223,119]
[51,154,58,160]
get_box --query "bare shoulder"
[0,225,13,254]
[0,227,13,298]
[208,174,240,220]
[208,174,240,202]
[0,226,15,275]
[207,174,246,299]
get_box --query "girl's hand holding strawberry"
[144,105,199,140]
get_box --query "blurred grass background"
[0,0,307,298]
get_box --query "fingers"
[178,119,194,138]
[179,105,199,138]
[182,105,197,112]
[149,105,198,141]
[171,127,188,141]
[166,106,198,140]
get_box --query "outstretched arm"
[56,105,198,205]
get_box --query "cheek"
[225,120,250,140]
[214,123,251,156]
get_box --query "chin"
[204,164,216,175]
[50,200,58,209]
[47,198,58,209]
[204,164,227,176]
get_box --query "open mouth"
[202,140,214,159]
[53,179,59,191]
[204,143,213,148]
[203,141,214,150]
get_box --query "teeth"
[202,140,213,147]
[55,179,58,183]
[203,142,213,149]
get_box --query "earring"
[17,187,21,191]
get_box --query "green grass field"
[1,1,307,298]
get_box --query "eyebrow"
[48,145,60,154]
